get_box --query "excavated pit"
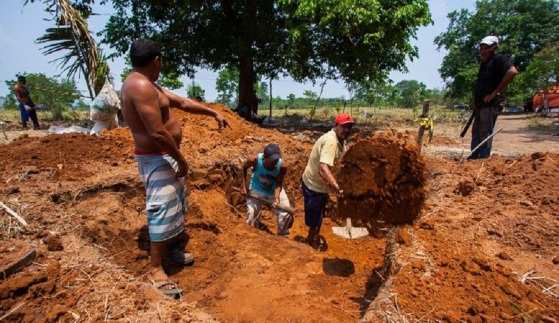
[2,104,558,321]
[336,131,426,228]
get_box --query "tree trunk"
[236,0,258,120]
[238,54,257,119]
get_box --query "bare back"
[121,72,183,154]
[15,84,33,105]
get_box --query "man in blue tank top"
[241,143,293,235]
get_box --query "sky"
[0,0,476,101]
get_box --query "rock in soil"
[454,180,475,196]
[43,234,64,251]
[496,252,512,261]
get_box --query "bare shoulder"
[122,74,157,99]
[243,154,258,168]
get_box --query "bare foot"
[148,268,182,298]
[148,267,169,283]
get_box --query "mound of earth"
[336,131,426,227]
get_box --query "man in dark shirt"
[471,36,518,159]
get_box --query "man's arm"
[319,163,341,193]
[162,88,229,128]
[484,66,519,103]
[318,138,342,194]
[241,156,257,195]
[130,80,188,177]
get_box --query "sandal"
[153,281,182,298]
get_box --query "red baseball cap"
[335,113,355,126]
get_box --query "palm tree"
[29,0,109,99]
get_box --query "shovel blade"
[332,226,369,239]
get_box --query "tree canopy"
[100,0,431,115]
[435,0,559,101]
[187,82,206,101]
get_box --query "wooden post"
[416,100,430,154]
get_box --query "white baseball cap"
[480,35,499,46]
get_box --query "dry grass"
[0,201,27,240]
[527,115,559,134]
[259,105,467,126]
[518,270,559,299]
[0,109,89,126]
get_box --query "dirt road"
[428,114,559,157]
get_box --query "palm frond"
[35,0,108,98]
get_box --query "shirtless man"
[121,39,228,297]
[14,76,40,129]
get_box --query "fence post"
[416,100,431,154]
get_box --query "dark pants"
[18,103,40,129]
[302,181,328,230]
[470,105,500,159]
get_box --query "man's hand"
[215,114,230,129]
[176,157,189,178]
[483,91,497,104]
[273,196,280,209]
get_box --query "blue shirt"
[249,153,283,196]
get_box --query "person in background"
[14,75,40,129]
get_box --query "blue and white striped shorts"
[136,154,187,242]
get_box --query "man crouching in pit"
[241,144,293,235]
[121,39,229,298]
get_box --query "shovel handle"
[231,187,295,214]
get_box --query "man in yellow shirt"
[301,113,354,250]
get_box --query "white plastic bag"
[90,81,121,134]
[90,81,120,120]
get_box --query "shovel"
[332,217,369,239]
[231,187,295,214]
[246,193,295,214]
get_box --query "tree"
[303,90,318,102]
[101,0,431,116]
[4,73,81,120]
[353,80,388,108]
[216,67,240,107]
[435,0,559,100]
[256,81,268,102]
[187,82,206,101]
[511,44,559,100]
[395,80,426,108]
[286,93,296,108]
[424,87,446,105]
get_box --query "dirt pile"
[379,152,559,321]
[336,131,426,227]
[105,104,311,196]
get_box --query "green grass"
[0,108,89,125]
